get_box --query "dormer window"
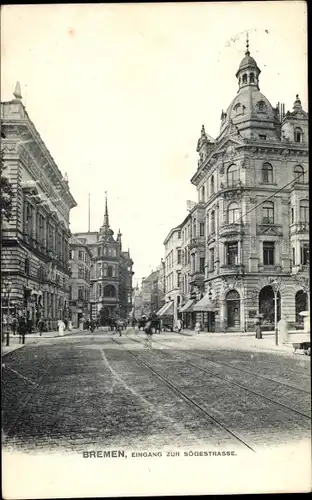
[234,103,242,115]
[257,101,266,112]
[294,127,303,143]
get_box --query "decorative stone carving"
[251,237,257,251]
[256,225,283,236]
[281,198,290,206]
[281,149,290,156]
[249,197,257,204]
[219,164,225,175]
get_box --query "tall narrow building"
[74,195,133,325]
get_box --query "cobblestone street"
[2,329,311,454]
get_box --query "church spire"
[103,191,109,228]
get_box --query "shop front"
[192,294,218,332]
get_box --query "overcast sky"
[1,2,307,284]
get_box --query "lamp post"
[4,281,12,347]
[270,278,281,346]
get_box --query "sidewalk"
[1,329,79,356]
[178,329,310,356]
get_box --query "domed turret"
[218,34,278,141]
[235,33,261,91]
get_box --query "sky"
[1,2,307,285]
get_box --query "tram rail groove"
[121,335,311,420]
[110,337,256,453]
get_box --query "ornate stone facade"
[191,42,309,332]
[74,196,133,325]
[68,236,92,328]
[1,84,77,330]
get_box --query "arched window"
[257,101,266,112]
[262,162,273,183]
[201,185,205,202]
[299,200,309,223]
[107,266,113,278]
[262,201,274,224]
[210,175,215,194]
[242,74,247,84]
[227,164,240,187]
[250,73,255,83]
[228,202,240,224]
[234,103,241,114]
[104,285,116,297]
[294,165,305,184]
[294,127,303,143]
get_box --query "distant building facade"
[68,236,92,327]
[1,83,77,330]
[74,197,133,325]
[163,226,182,321]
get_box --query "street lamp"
[3,281,12,347]
[270,278,281,346]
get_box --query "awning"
[156,303,168,316]
[159,301,174,317]
[180,299,195,313]
[193,294,218,312]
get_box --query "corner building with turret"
[190,42,309,332]
[74,197,134,325]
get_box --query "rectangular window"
[210,248,215,271]
[78,266,84,279]
[259,134,266,140]
[226,242,238,266]
[300,243,309,265]
[292,247,295,266]
[78,286,84,300]
[78,250,84,260]
[177,271,181,288]
[199,222,205,237]
[291,208,294,224]
[262,203,274,224]
[300,204,309,223]
[263,241,275,265]
[211,211,215,233]
[178,231,181,239]
[199,257,205,274]
[177,249,181,264]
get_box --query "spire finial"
[13,81,22,100]
[103,190,109,228]
[245,32,250,55]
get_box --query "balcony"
[220,264,244,276]
[189,271,205,286]
[219,222,242,238]
[220,180,244,193]
[290,222,309,235]
[189,237,205,250]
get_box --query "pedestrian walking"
[68,320,73,332]
[144,317,153,348]
[17,316,26,344]
[12,318,17,336]
[57,319,65,336]
[177,318,183,333]
[195,321,201,335]
[38,318,44,336]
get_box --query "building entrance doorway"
[226,290,240,328]
[259,286,281,327]
[295,290,308,326]
[99,306,110,326]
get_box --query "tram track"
[111,337,256,452]
[121,334,311,421]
